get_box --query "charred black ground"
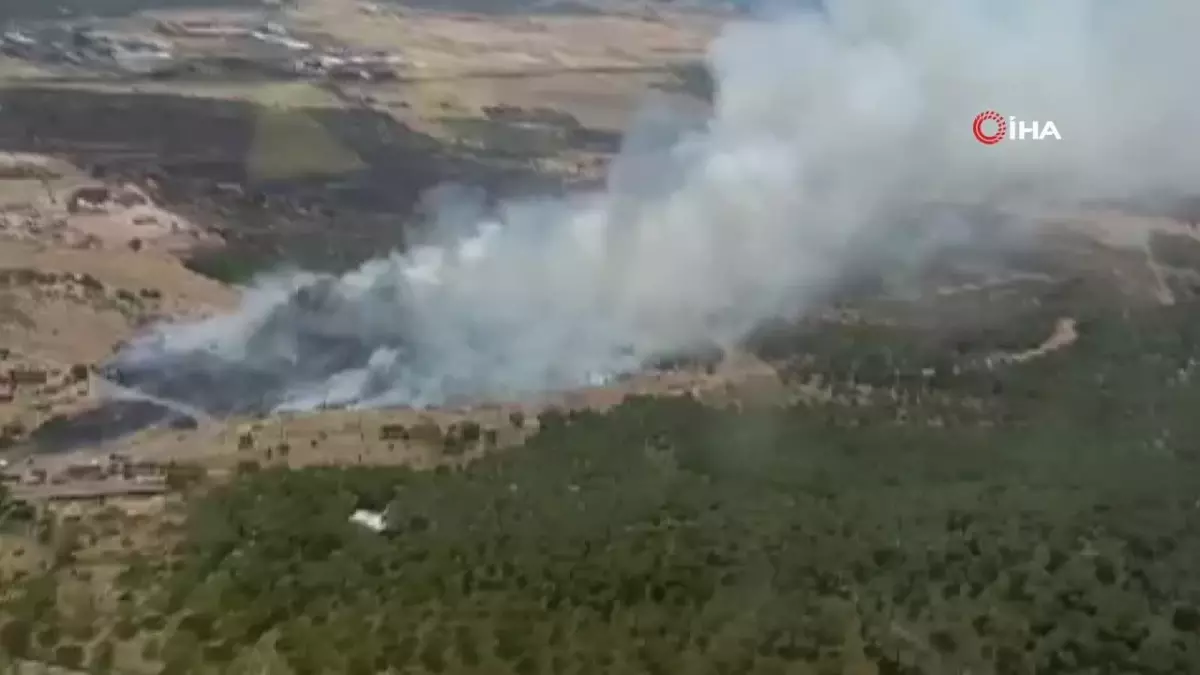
[27,401,192,454]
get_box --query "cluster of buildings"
[1,18,403,82]
[1,26,174,74]
[80,30,175,74]
[235,21,403,80]
[1,453,168,502]
[292,48,402,81]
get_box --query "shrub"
[236,460,261,475]
[165,463,206,491]
[53,643,84,669]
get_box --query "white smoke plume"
[108,0,1200,414]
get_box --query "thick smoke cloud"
[108,0,1200,414]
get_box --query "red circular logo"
[973,110,1006,145]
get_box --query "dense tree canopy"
[5,299,1200,673]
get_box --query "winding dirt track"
[996,317,1079,364]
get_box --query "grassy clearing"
[246,106,365,183]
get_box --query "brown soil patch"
[0,154,238,452]
[0,240,235,363]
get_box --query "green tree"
[0,619,32,659]
[92,640,116,673]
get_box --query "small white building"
[2,31,36,48]
[349,508,387,533]
[251,24,311,51]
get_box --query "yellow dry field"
[294,0,718,73]
[292,0,719,129]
